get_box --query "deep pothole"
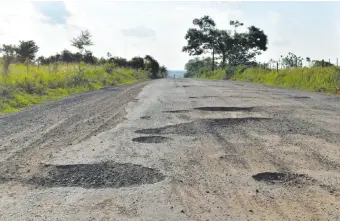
[252,172,314,186]
[132,136,171,143]
[26,162,165,189]
[194,106,254,112]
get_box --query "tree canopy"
[15,40,39,62]
[183,16,268,70]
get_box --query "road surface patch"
[252,172,314,186]
[162,110,190,113]
[135,117,271,135]
[189,96,218,99]
[194,106,254,112]
[288,96,311,100]
[26,162,165,189]
[132,136,171,143]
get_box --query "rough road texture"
[0,79,340,220]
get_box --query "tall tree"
[183,17,268,68]
[183,16,217,72]
[71,30,94,72]
[15,40,39,62]
[214,30,232,68]
[144,55,160,78]
[0,44,16,84]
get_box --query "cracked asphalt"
[0,78,340,220]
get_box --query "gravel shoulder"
[0,78,340,221]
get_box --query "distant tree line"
[0,30,167,79]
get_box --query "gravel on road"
[0,78,340,221]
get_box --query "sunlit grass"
[0,63,149,113]
[196,66,340,94]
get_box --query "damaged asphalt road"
[0,78,340,220]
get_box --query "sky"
[1,1,340,70]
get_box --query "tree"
[223,24,268,66]
[83,50,97,64]
[15,40,39,62]
[183,16,268,69]
[184,57,213,78]
[306,57,311,66]
[280,52,303,68]
[71,30,94,72]
[183,16,217,72]
[0,44,16,84]
[98,57,107,65]
[61,49,74,64]
[36,56,47,67]
[109,56,128,67]
[312,59,333,67]
[214,30,232,68]
[144,55,160,78]
[128,56,145,69]
[159,65,168,78]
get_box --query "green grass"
[0,63,150,113]
[194,66,340,94]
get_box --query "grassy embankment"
[0,63,149,113]
[198,66,340,94]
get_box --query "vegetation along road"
[0,78,339,220]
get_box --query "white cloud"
[122,26,155,38]
[268,11,281,25]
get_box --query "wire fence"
[257,58,340,71]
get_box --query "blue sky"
[0,1,340,70]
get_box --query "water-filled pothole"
[27,162,165,189]
[252,172,314,186]
[194,106,254,112]
[132,136,171,143]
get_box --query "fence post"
[276,62,279,72]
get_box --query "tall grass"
[0,63,149,113]
[195,66,340,94]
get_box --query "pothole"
[132,136,171,143]
[27,162,165,189]
[163,110,189,113]
[140,116,151,119]
[135,117,271,135]
[189,96,218,99]
[252,172,315,186]
[194,106,254,112]
[289,96,310,99]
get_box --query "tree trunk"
[221,53,226,68]
[212,48,215,72]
